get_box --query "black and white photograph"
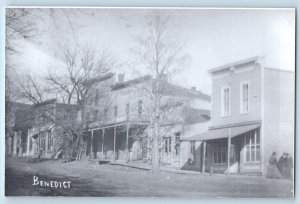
[5,7,295,197]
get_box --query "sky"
[7,8,295,94]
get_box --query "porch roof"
[181,124,260,141]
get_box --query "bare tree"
[45,43,115,160]
[15,74,45,104]
[5,8,41,53]
[130,12,190,173]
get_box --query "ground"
[5,157,294,198]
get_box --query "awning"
[181,124,260,141]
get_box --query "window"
[47,130,53,151]
[221,86,230,116]
[29,137,33,151]
[240,82,250,113]
[164,137,171,153]
[63,114,68,120]
[40,132,46,151]
[126,103,130,115]
[114,105,118,117]
[213,140,227,164]
[190,141,195,154]
[175,133,180,155]
[245,129,260,163]
[138,100,143,115]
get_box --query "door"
[230,142,241,173]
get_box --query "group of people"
[267,152,293,179]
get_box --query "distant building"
[84,73,211,167]
[11,99,78,158]
[181,57,295,175]
[5,101,31,156]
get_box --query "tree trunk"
[151,120,160,174]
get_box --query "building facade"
[11,99,78,159]
[5,101,31,156]
[84,73,211,167]
[181,57,294,175]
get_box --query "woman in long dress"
[267,152,281,179]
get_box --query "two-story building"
[84,73,211,167]
[12,99,78,159]
[181,56,294,175]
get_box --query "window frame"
[244,129,260,163]
[221,86,231,117]
[240,81,251,114]
[164,137,172,153]
[213,140,227,164]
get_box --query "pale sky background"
[7,8,295,95]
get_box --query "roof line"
[208,56,262,74]
[264,67,295,73]
[111,75,211,100]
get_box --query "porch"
[86,122,148,162]
[181,123,262,175]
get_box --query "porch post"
[26,132,30,156]
[91,130,94,158]
[101,128,105,154]
[202,141,206,173]
[126,123,130,163]
[113,126,116,161]
[227,128,231,174]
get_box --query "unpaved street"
[5,157,294,198]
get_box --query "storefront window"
[213,140,227,164]
[245,129,260,163]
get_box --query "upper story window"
[221,86,230,117]
[126,103,130,115]
[240,82,250,114]
[138,100,143,115]
[114,105,118,117]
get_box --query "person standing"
[286,153,293,180]
[278,153,285,176]
[267,152,281,179]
